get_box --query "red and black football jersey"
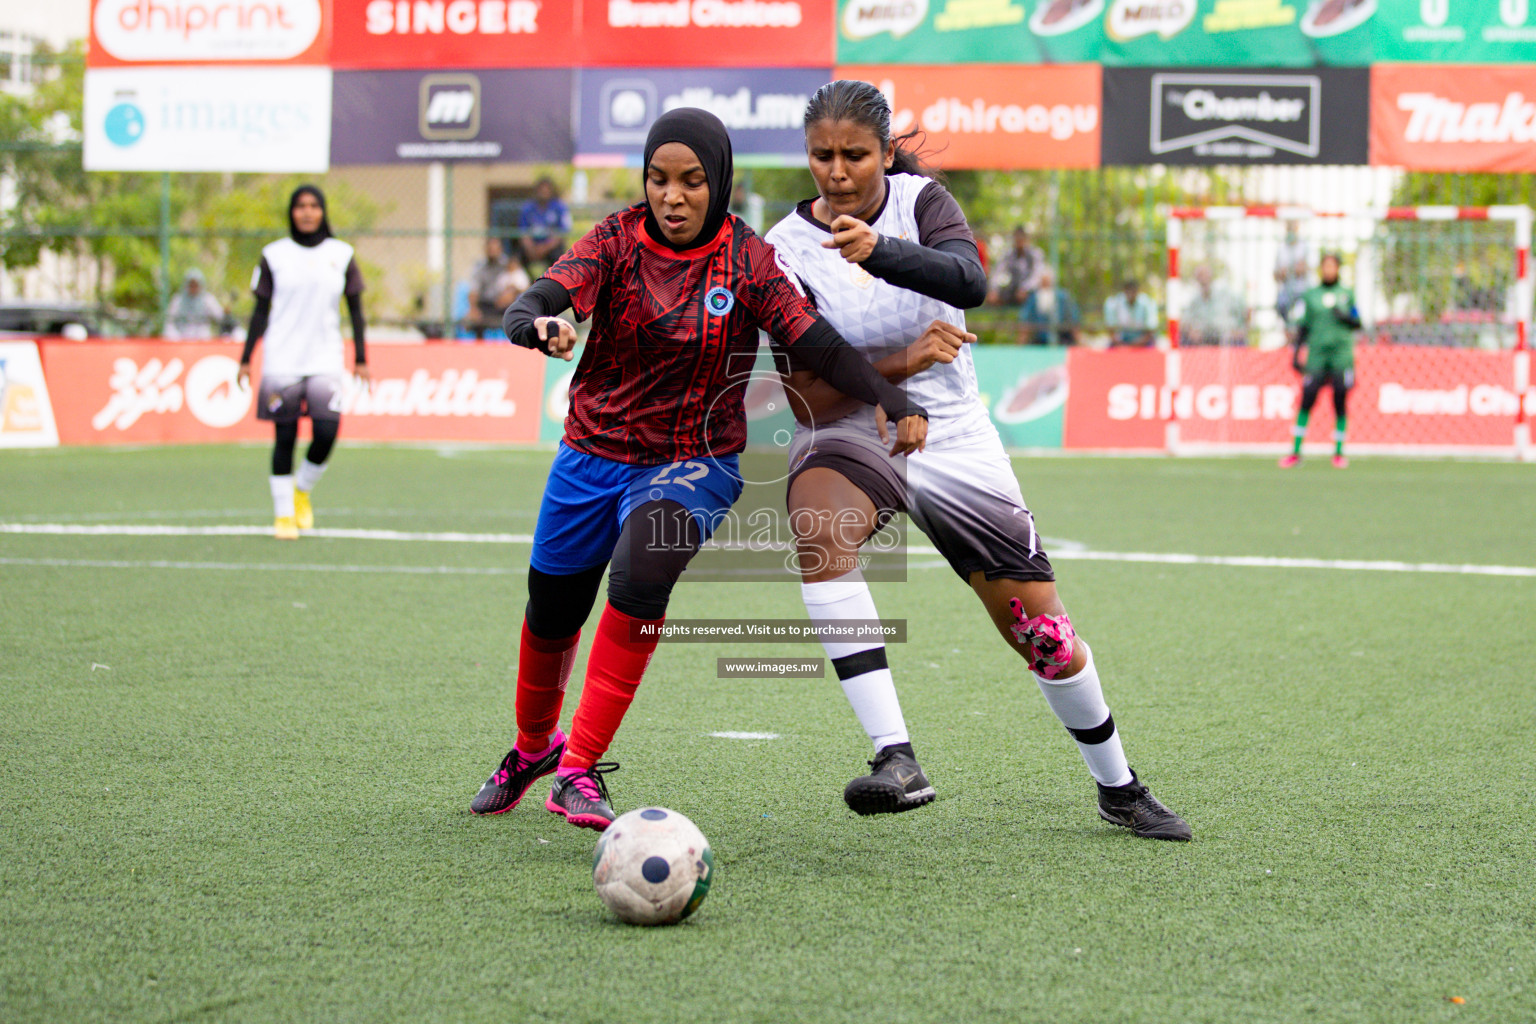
[546,203,819,465]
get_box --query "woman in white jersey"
[766,81,1189,840]
[237,186,368,540]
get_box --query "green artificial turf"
[1,445,1532,1023]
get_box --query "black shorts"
[1302,367,1354,393]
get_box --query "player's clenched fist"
[904,319,975,376]
[536,316,578,361]
[821,214,880,264]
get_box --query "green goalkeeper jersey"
[1292,282,1359,372]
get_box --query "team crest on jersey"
[849,264,875,288]
[705,286,735,317]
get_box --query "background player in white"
[768,81,1189,839]
[237,186,369,540]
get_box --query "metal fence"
[7,55,1536,345]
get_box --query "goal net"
[1165,206,1532,457]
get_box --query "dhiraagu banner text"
[972,345,1067,449]
[837,0,1373,66]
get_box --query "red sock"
[514,618,580,752]
[561,603,662,769]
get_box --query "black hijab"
[641,108,734,251]
[289,184,333,247]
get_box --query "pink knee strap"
[1008,599,1076,680]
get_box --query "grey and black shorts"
[787,418,1055,583]
[256,374,344,424]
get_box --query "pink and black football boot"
[470,730,566,816]
[546,762,621,832]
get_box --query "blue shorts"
[530,443,744,575]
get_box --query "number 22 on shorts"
[649,461,710,491]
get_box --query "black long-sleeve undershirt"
[502,277,570,354]
[241,297,270,363]
[346,293,366,364]
[861,235,989,309]
[501,279,927,423]
[240,293,366,366]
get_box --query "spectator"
[465,237,511,340]
[1275,222,1310,324]
[164,269,225,340]
[1452,262,1499,313]
[518,176,572,276]
[989,226,1045,306]
[1103,277,1158,347]
[1182,265,1247,346]
[494,256,532,312]
[1018,268,1079,345]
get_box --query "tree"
[0,45,385,330]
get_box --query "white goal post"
[1164,206,1533,458]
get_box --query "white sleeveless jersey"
[765,173,992,444]
[252,237,357,378]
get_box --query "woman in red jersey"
[469,108,928,831]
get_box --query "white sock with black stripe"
[801,569,909,752]
[1033,644,1133,787]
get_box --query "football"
[592,807,713,926]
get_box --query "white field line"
[0,557,519,576]
[1050,550,1536,578]
[4,507,539,523]
[1,523,1532,578]
[0,524,537,543]
[707,731,781,740]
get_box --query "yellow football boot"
[294,489,315,531]
[274,516,300,540]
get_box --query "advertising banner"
[40,341,546,446]
[581,0,834,67]
[1374,0,1536,63]
[83,66,332,172]
[0,342,60,449]
[972,345,1067,449]
[89,0,331,66]
[836,0,1372,66]
[1101,66,1369,165]
[540,352,576,442]
[575,67,828,167]
[1062,345,1522,450]
[833,64,1100,169]
[1062,346,1165,449]
[329,0,575,69]
[1370,64,1536,174]
[331,69,573,164]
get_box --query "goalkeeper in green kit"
[1280,253,1360,469]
